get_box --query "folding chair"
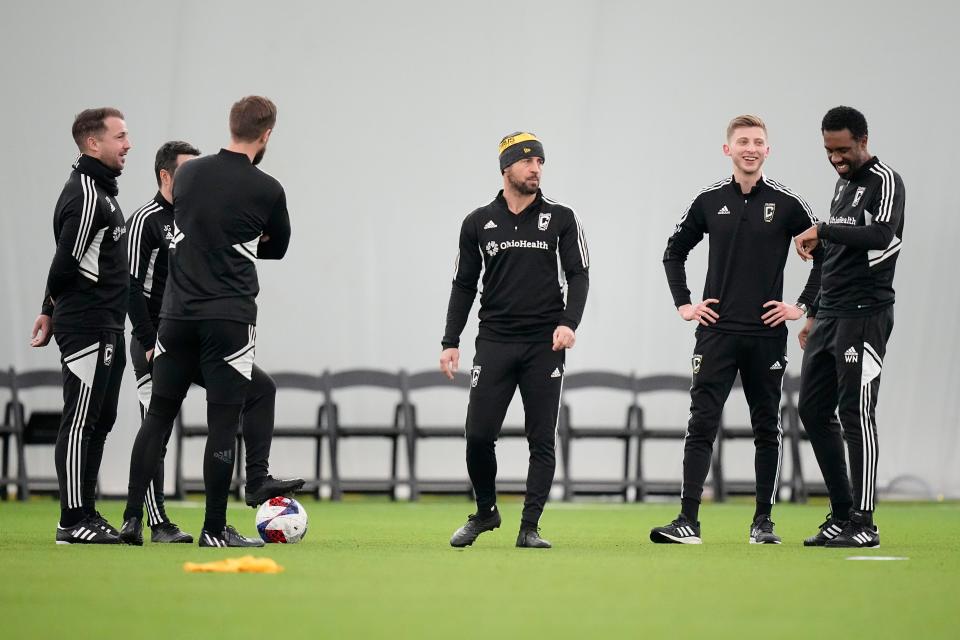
[321,368,407,500]
[557,371,640,501]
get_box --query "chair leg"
[16,430,28,501]
[788,405,806,503]
[314,435,323,500]
[1,433,9,501]
[621,435,630,503]
[635,432,645,503]
[329,435,342,501]
[235,435,245,500]
[712,426,726,503]
[174,424,184,500]
[389,435,398,502]
[406,408,419,502]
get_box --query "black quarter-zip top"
[442,190,590,347]
[663,175,821,336]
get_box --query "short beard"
[508,174,538,196]
[253,146,266,165]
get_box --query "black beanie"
[498,132,545,171]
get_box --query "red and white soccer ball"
[255,496,308,543]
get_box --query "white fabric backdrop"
[1,0,957,497]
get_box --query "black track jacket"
[160,149,290,325]
[442,190,589,347]
[42,154,128,334]
[813,156,904,318]
[663,175,821,336]
[125,192,174,351]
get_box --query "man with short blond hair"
[650,115,820,545]
[31,107,132,544]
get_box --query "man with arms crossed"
[441,132,589,549]
[794,106,904,548]
[124,140,302,544]
[651,115,820,544]
[31,108,131,544]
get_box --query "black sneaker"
[119,517,144,546]
[450,508,501,548]
[825,511,880,548]
[803,513,847,547]
[88,511,121,537]
[516,527,552,548]
[199,525,265,548]
[650,515,702,544]
[749,514,782,544]
[56,518,120,545]
[151,521,193,544]
[245,476,306,507]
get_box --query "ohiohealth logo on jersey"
[485,239,550,257]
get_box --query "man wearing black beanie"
[441,132,590,549]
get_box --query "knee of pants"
[250,368,277,400]
[146,394,182,422]
[685,417,720,443]
[798,401,829,433]
[95,408,119,436]
[466,434,495,452]
[527,433,556,453]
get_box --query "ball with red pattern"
[255,496,309,543]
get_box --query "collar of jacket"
[153,191,173,212]
[849,156,879,181]
[72,153,121,196]
[494,189,543,216]
[730,174,765,197]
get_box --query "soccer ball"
[255,496,309,543]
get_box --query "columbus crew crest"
[538,212,552,231]
[764,203,775,223]
[470,366,482,388]
[691,354,702,374]
[103,344,114,366]
[852,186,866,207]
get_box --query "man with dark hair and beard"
[123,139,302,545]
[120,96,293,548]
[794,106,905,548]
[31,107,131,544]
[441,132,590,549]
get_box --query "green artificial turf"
[1,498,958,639]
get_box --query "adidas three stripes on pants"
[798,306,894,514]
[54,331,125,524]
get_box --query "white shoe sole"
[654,531,702,544]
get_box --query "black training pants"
[681,330,787,507]
[465,338,564,527]
[798,306,894,514]
[129,337,277,526]
[54,331,125,524]
[124,319,254,533]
